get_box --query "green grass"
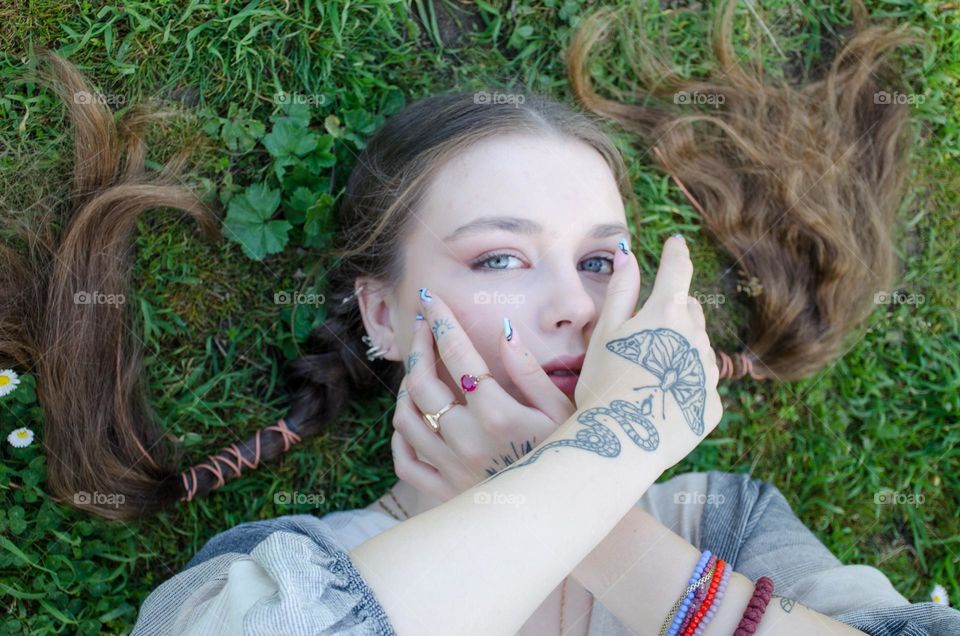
[0,0,958,633]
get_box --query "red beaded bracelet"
[733,576,775,635]
[681,558,726,636]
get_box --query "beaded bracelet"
[673,557,717,636]
[682,558,729,636]
[684,560,732,636]
[658,551,714,636]
[676,557,717,634]
[733,575,775,635]
[695,560,731,635]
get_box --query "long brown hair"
[567,0,924,381]
[0,51,634,519]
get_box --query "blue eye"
[471,252,524,271]
[471,253,614,274]
[579,256,614,275]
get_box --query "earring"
[341,284,365,305]
[361,334,387,361]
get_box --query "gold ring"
[422,399,461,434]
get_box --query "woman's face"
[358,132,630,406]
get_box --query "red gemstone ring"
[460,372,493,393]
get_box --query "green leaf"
[263,119,318,159]
[304,135,336,172]
[221,114,265,153]
[303,193,335,249]
[270,101,311,128]
[324,114,343,138]
[343,108,383,135]
[284,187,318,225]
[223,183,291,260]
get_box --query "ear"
[354,276,402,363]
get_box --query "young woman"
[121,89,955,636]
[3,4,956,635]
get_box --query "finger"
[499,316,576,424]
[405,309,471,434]
[595,237,642,335]
[390,430,457,503]
[395,376,477,484]
[650,234,694,304]
[416,287,516,411]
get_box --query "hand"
[389,292,577,502]
[574,235,722,471]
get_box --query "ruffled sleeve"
[131,514,397,635]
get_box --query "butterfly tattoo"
[606,328,707,435]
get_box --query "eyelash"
[470,251,614,275]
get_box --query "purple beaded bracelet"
[734,576,775,635]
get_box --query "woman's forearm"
[349,404,668,636]
[571,506,865,635]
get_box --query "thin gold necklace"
[375,488,569,634]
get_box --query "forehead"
[413,133,626,237]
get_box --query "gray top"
[131,471,960,634]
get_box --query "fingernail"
[613,247,628,269]
[672,233,685,242]
[503,316,514,342]
[617,239,629,255]
[418,287,432,304]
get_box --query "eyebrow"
[442,215,629,242]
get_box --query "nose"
[538,265,598,334]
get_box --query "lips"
[542,353,586,375]
[542,354,585,396]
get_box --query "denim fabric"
[700,470,960,636]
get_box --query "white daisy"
[7,427,34,448]
[0,369,20,397]
[931,583,950,606]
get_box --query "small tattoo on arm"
[775,595,796,613]
[405,351,422,373]
[431,318,455,340]
[485,439,536,476]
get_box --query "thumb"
[596,238,641,336]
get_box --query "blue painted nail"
[672,233,685,242]
[415,312,424,321]
[503,317,513,342]
[418,288,432,303]
[617,239,629,255]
